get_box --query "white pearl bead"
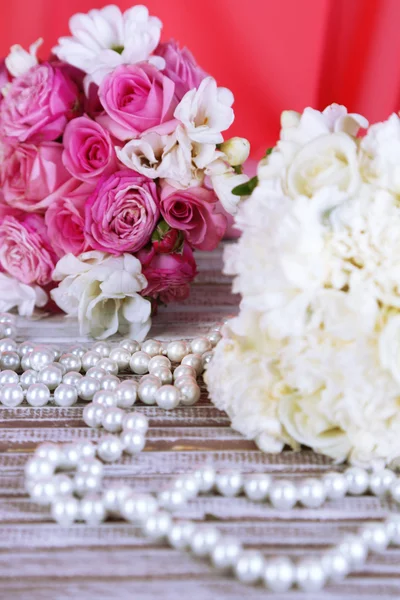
[138,377,160,405]
[83,403,105,428]
[78,458,104,479]
[122,411,149,434]
[167,521,196,549]
[0,337,17,353]
[30,478,57,506]
[244,474,272,501]
[69,345,87,358]
[74,472,102,496]
[269,480,297,510]
[102,484,132,513]
[97,434,123,463]
[263,557,295,592]
[155,385,181,410]
[21,354,32,371]
[369,469,396,496]
[150,366,173,385]
[114,380,138,408]
[296,558,326,592]
[29,348,54,372]
[190,337,212,355]
[158,488,187,511]
[202,351,214,366]
[173,364,197,380]
[101,406,125,433]
[167,341,188,363]
[190,527,221,557]
[92,341,111,357]
[80,494,106,525]
[35,442,63,465]
[211,536,242,570]
[0,313,16,325]
[0,351,20,371]
[60,443,81,468]
[19,369,37,389]
[121,430,146,454]
[386,515,400,545]
[215,471,243,497]
[51,496,79,526]
[321,550,350,581]
[141,339,163,357]
[172,475,200,499]
[207,331,222,347]
[178,379,201,406]
[100,374,120,391]
[81,351,101,372]
[130,351,150,374]
[26,383,50,407]
[77,441,97,461]
[361,522,389,553]
[142,511,172,539]
[298,478,327,508]
[345,467,369,495]
[0,383,24,407]
[0,323,17,338]
[37,365,62,390]
[77,377,101,401]
[62,372,83,387]
[109,348,131,371]
[58,353,82,373]
[49,361,66,376]
[0,369,19,386]
[18,341,35,357]
[92,390,118,408]
[96,358,119,376]
[148,355,171,373]
[194,466,216,492]
[119,339,140,353]
[390,478,400,504]
[53,473,74,496]
[182,353,203,375]
[54,384,78,407]
[25,457,54,480]
[86,366,107,381]
[323,471,348,500]
[338,535,368,568]
[120,493,158,522]
[234,551,265,584]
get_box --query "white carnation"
[206,107,400,466]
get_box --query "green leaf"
[112,45,124,55]
[232,176,259,197]
[233,165,243,174]
[265,147,273,156]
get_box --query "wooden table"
[1,246,399,600]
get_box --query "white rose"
[286,133,360,198]
[0,273,48,316]
[51,251,151,340]
[360,113,400,193]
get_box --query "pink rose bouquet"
[0,4,250,339]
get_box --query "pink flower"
[63,116,117,182]
[155,40,207,100]
[45,180,94,257]
[0,62,79,143]
[0,141,72,212]
[139,243,197,303]
[85,170,160,254]
[0,214,57,285]
[98,62,178,140]
[160,184,227,251]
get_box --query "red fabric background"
[0,0,399,158]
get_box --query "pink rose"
[155,41,207,100]
[139,243,197,303]
[46,180,94,257]
[98,63,178,140]
[0,214,57,285]
[85,170,160,254]
[0,141,72,212]
[160,185,227,251]
[0,62,79,143]
[63,116,117,182]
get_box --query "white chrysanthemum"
[206,107,400,467]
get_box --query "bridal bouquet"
[0,4,249,339]
[206,104,400,467]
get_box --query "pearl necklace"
[1,311,400,593]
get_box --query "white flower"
[207,158,249,215]
[5,38,42,78]
[0,273,48,316]
[174,77,234,144]
[360,113,400,194]
[53,4,162,86]
[219,137,250,166]
[117,125,218,188]
[51,251,151,340]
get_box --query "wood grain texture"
[0,244,399,600]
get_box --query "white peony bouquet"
[206,105,400,467]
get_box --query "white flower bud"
[219,137,250,166]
